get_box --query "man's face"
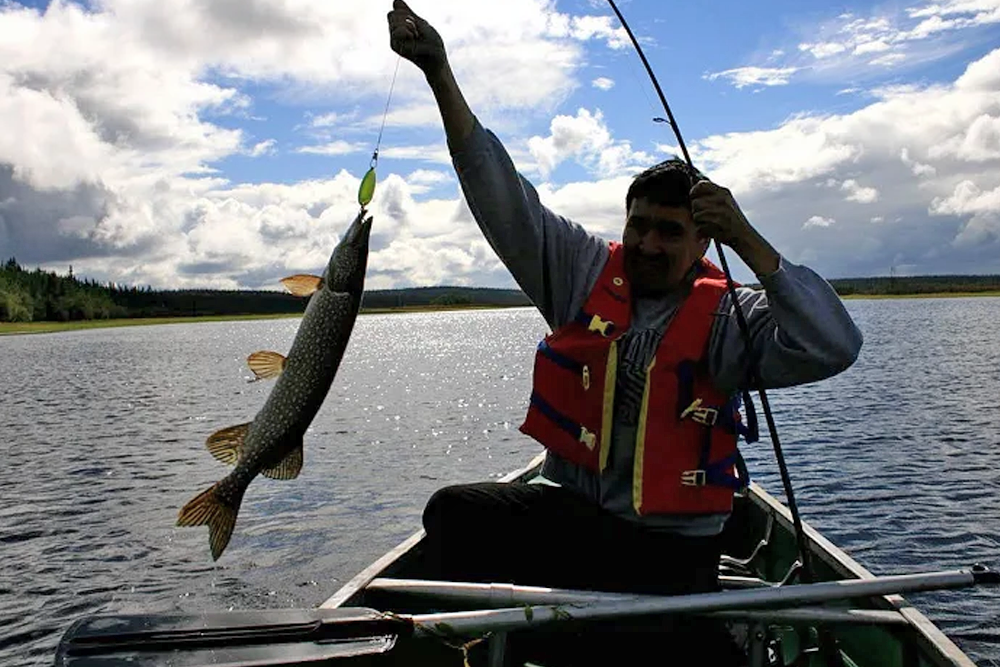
[622,197,708,296]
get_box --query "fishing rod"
[603,0,818,588]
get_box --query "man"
[387,1,862,662]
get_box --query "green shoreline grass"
[839,291,1000,299]
[2,293,998,336]
[0,304,524,336]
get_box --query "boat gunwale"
[746,482,976,667]
[321,453,976,666]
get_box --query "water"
[1,300,998,665]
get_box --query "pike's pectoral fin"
[206,423,251,465]
[177,483,239,561]
[247,351,287,381]
[281,274,323,297]
[261,443,304,481]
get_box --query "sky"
[1,0,999,290]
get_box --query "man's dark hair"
[625,158,705,213]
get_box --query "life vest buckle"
[681,469,707,487]
[681,398,718,426]
[587,314,615,338]
[579,426,597,450]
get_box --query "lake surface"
[2,299,999,666]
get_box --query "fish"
[177,209,373,560]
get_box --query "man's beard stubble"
[624,250,673,297]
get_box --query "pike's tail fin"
[177,481,243,561]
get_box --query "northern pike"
[177,209,373,560]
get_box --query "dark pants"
[421,483,747,666]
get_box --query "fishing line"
[359,54,402,208]
[603,0,818,589]
[373,55,402,167]
[617,38,662,132]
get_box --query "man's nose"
[638,230,660,253]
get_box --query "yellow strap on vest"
[599,340,618,472]
[633,356,656,513]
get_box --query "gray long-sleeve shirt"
[452,118,863,536]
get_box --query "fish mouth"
[326,208,373,294]
[342,209,373,248]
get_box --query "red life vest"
[519,242,752,515]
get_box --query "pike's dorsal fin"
[261,444,303,480]
[281,274,323,297]
[247,351,287,381]
[206,423,251,466]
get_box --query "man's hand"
[690,181,752,248]
[387,0,447,78]
[691,180,780,277]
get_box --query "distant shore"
[0,304,525,336]
[839,291,1000,300]
[2,292,999,336]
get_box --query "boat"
[56,452,992,667]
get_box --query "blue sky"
[1,0,999,289]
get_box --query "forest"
[3,257,999,323]
[0,258,530,322]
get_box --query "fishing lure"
[358,163,377,207]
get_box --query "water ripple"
[2,302,1000,664]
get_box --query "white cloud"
[296,141,368,156]
[0,0,656,290]
[379,145,452,165]
[3,0,1000,291]
[536,177,630,239]
[310,112,347,128]
[804,215,836,228]
[799,41,849,59]
[927,114,1000,161]
[841,179,880,203]
[248,139,277,157]
[707,0,1000,88]
[592,77,615,90]
[854,39,892,55]
[405,169,454,194]
[869,52,908,67]
[0,3,243,193]
[901,148,938,176]
[544,13,629,49]
[407,169,453,186]
[704,66,799,89]
[694,115,862,193]
[691,48,1000,276]
[931,181,1000,216]
[526,108,656,179]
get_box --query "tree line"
[0,258,531,322]
[0,258,127,322]
[4,258,1000,324]
[827,274,1000,295]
